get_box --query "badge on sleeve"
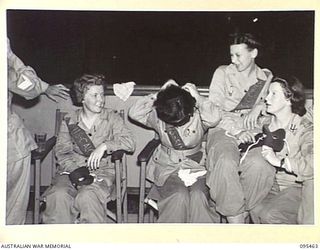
[17,74,33,90]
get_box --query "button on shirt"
[209,64,272,112]
[55,108,135,184]
[128,95,221,186]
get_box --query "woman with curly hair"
[42,74,135,224]
[129,80,221,223]
[239,75,313,224]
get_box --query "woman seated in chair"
[42,74,135,224]
[238,75,313,224]
[129,80,221,223]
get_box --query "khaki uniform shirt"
[209,64,273,135]
[56,108,135,185]
[7,50,49,164]
[129,95,221,186]
[249,113,313,190]
[268,114,313,190]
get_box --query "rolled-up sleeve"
[197,98,221,130]
[128,94,157,128]
[8,51,49,100]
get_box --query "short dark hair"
[272,75,306,116]
[154,84,196,126]
[72,74,106,105]
[229,32,261,50]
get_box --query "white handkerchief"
[113,81,136,101]
[178,169,207,187]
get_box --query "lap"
[207,128,238,148]
[155,174,208,200]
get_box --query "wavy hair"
[229,32,261,50]
[154,84,196,127]
[272,75,306,116]
[72,74,106,105]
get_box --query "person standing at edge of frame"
[206,32,273,223]
[7,38,70,225]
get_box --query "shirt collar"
[75,108,108,130]
[226,63,268,82]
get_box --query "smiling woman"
[41,73,135,224]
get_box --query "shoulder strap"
[65,117,96,157]
[165,123,187,150]
[232,71,272,111]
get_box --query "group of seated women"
[40,72,313,225]
[7,33,313,225]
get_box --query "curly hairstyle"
[154,84,196,127]
[72,74,106,105]
[272,75,306,116]
[229,32,262,50]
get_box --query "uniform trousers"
[251,185,302,224]
[6,154,31,225]
[206,128,276,218]
[42,175,112,224]
[155,174,219,223]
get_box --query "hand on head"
[182,83,201,101]
[160,79,179,90]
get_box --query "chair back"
[51,109,67,178]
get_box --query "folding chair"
[137,133,211,223]
[41,108,128,223]
[137,135,160,223]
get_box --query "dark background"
[7,10,314,89]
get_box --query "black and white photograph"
[1,0,319,246]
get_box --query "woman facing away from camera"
[42,74,135,224]
[128,80,221,223]
[238,75,313,224]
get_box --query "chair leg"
[123,192,128,223]
[123,156,128,223]
[106,209,117,222]
[139,162,146,223]
[115,160,122,223]
[149,207,154,223]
